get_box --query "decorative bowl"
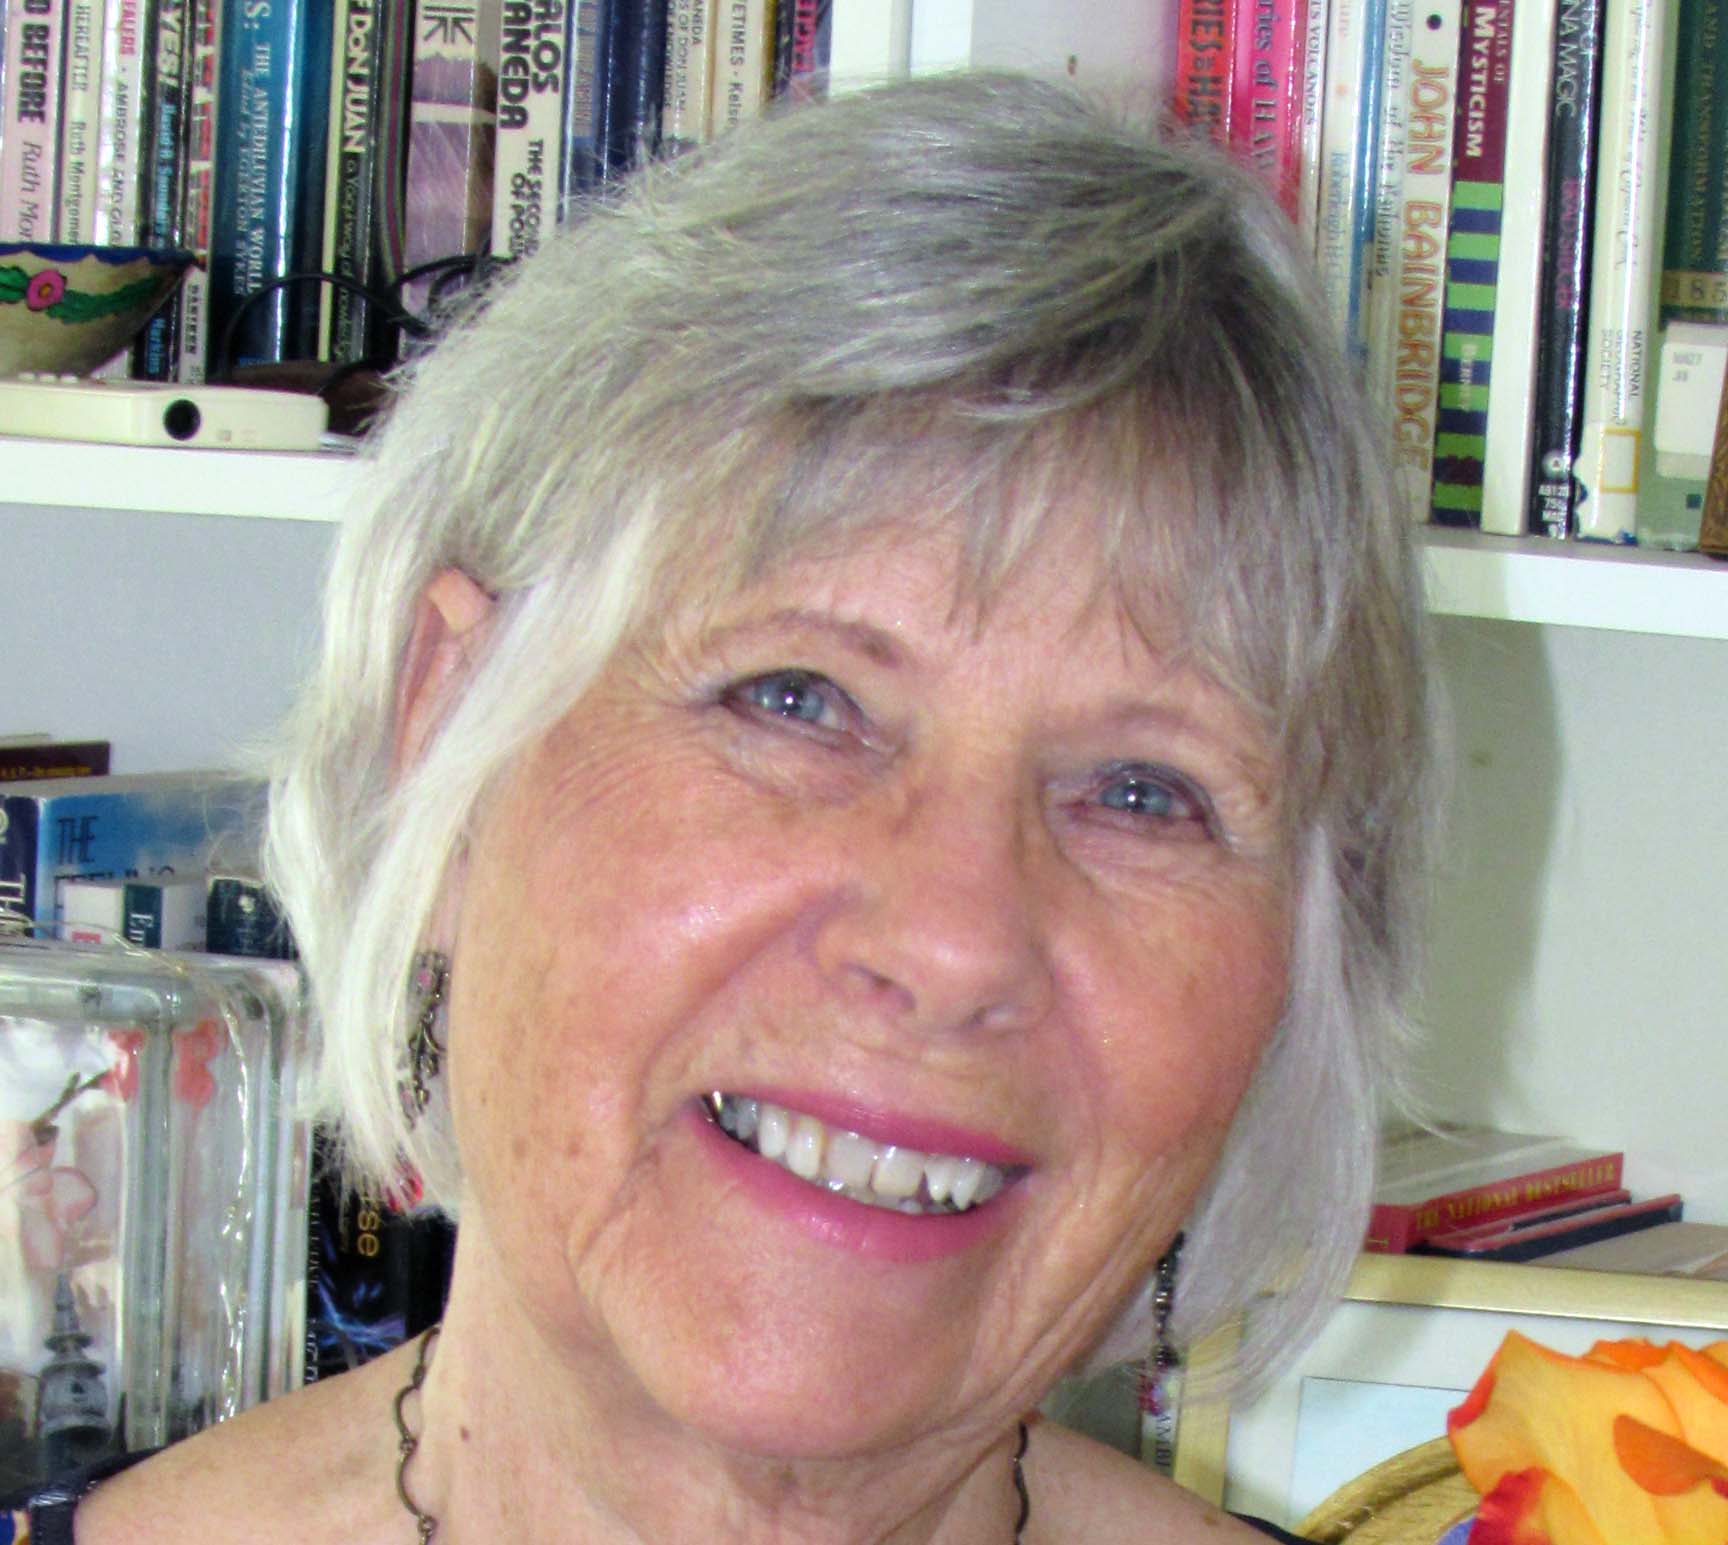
[0,243,195,377]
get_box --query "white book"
[1315,0,1384,356]
[1572,0,1668,541]
[56,0,103,240]
[91,0,148,244]
[1478,0,1559,533]
[1296,0,1331,243]
[828,0,911,93]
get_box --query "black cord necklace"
[393,1325,1031,1542]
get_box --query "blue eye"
[729,670,846,730]
[1095,764,1214,835]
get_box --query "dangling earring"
[401,951,449,1126]
[1140,1231,1184,1475]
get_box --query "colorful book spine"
[771,0,828,107]
[1477,0,1559,533]
[659,0,712,155]
[1366,1150,1626,1252]
[714,0,769,131]
[1572,0,1668,541]
[1374,0,1461,518]
[1174,0,1233,145]
[318,0,388,362]
[91,0,149,245]
[134,0,191,378]
[1315,0,1387,361]
[1295,0,1328,238]
[1525,0,1606,535]
[402,0,500,309]
[56,0,103,240]
[1659,0,1728,323]
[174,0,221,380]
[1430,0,1515,525]
[0,773,263,934]
[1,0,64,241]
[0,739,110,781]
[1363,0,1413,414]
[1229,0,1304,213]
[207,0,334,368]
[490,0,566,257]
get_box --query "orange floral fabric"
[1448,1333,1728,1545]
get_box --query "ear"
[394,569,498,776]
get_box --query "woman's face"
[445,521,1292,1456]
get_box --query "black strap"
[2,1449,158,1544]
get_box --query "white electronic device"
[0,374,329,450]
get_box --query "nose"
[811,775,1058,1038]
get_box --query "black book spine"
[1524,0,1606,538]
[598,0,665,176]
[131,0,189,378]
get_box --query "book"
[1572,0,1668,542]
[1429,0,1516,525]
[205,873,297,957]
[0,739,111,781]
[206,0,335,369]
[827,0,909,95]
[1315,0,1387,363]
[1174,0,1233,145]
[60,872,207,948]
[1295,0,1328,237]
[1525,0,1606,537]
[597,0,668,179]
[133,0,192,378]
[402,0,500,312]
[91,0,150,246]
[1229,0,1304,213]
[56,0,104,240]
[1,0,64,241]
[318,0,390,362]
[173,0,222,380]
[1365,1125,1626,1252]
[1542,1220,1728,1276]
[659,0,713,156]
[771,0,829,107]
[1413,1185,1633,1243]
[490,0,566,259]
[713,0,769,132]
[1475,0,1558,534]
[1419,1192,1684,1261]
[0,772,263,936]
[1658,0,1728,325]
[1369,0,1460,519]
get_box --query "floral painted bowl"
[0,243,195,377]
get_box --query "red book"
[1421,1194,1684,1262]
[1365,1128,1625,1253]
[1173,0,1234,146]
[1227,0,1304,217]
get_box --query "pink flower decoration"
[173,1018,224,1110]
[99,1030,146,1103]
[24,268,67,311]
[8,1133,98,1272]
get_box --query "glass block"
[0,938,311,1493]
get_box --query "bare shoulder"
[73,1343,414,1545]
[1028,1421,1271,1544]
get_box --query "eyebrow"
[698,608,911,670]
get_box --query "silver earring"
[401,951,449,1125]
[1140,1232,1184,1474]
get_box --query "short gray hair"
[266,71,1434,1392]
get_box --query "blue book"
[207,0,335,369]
[0,772,264,934]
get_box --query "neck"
[410,1220,1028,1545]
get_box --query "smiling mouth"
[704,1092,1022,1216]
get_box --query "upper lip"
[702,1085,1034,1169]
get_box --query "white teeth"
[786,1114,825,1179]
[871,1145,924,1199]
[948,1157,986,1211]
[825,1129,877,1189]
[756,1103,790,1161]
[709,1095,1014,1216]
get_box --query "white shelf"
[4,436,1726,636]
[0,436,357,521]
[1421,528,1728,639]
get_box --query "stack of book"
[1369,1125,1686,1264]
[0,0,857,383]
[1175,0,1728,548]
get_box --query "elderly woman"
[69,70,1429,1543]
